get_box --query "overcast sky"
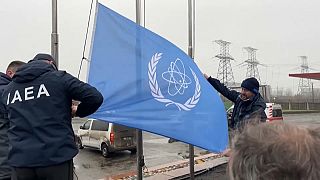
[1,0,320,94]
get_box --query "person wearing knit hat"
[29,53,58,70]
[3,53,103,180]
[204,74,267,130]
[239,77,260,101]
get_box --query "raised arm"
[205,75,239,103]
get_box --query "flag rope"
[77,0,95,79]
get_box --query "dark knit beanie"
[241,77,259,94]
[29,53,57,68]
[32,53,56,64]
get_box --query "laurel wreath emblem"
[148,53,201,111]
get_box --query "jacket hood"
[255,94,266,108]
[249,93,266,109]
[12,61,55,83]
[0,72,11,86]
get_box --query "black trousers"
[12,160,73,180]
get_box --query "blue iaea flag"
[88,3,228,153]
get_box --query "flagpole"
[136,0,144,180]
[51,0,59,67]
[188,0,195,179]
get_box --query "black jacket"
[0,72,11,178]
[207,77,267,129]
[2,61,103,167]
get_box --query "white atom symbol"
[161,58,192,96]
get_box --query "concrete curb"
[283,110,320,114]
[145,157,228,180]
[108,153,228,180]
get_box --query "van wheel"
[101,144,109,157]
[130,149,137,154]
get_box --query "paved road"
[72,113,320,180]
[283,113,320,128]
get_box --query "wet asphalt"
[72,118,208,180]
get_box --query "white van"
[76,119,137,157]
[226,103,283,123]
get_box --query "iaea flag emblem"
[148,53,200,111]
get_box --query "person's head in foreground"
[229,122,320,180]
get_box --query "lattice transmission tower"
[214,40,235,86]
[297,56,311,95]
[243,47,262,82]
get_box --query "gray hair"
[229,122,320,180]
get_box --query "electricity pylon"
[214,40,235,86]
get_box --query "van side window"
[91,120,109,131]
[83,120,91,130]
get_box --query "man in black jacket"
[0,61,25,180]
[204,74,266,130]
[2,54,103,180]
